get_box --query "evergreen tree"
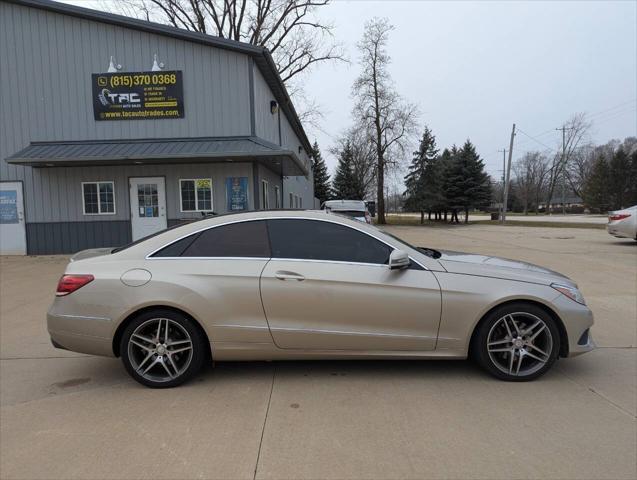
[609,148,632,209]
[582,154,611,211]
[442,140,491,223]
[332,141,363,199]
[403,127,439,223]
[311,141,332,204]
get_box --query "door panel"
[0,182,27,255]
[260,260,441,351]
[130,177,167,240]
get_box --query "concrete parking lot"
[1,225,635,480]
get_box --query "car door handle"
[274,271,305,281]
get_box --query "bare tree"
[565,143,596,198]
[115,1,344,84]
[513,152,549,214]
[352,18,418,224]
[545,113,591,211]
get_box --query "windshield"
[331,210,366,218]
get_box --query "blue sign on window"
[0,190,18,224]
[226,177,248,211]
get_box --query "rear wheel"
[473,303,560,381]
[120,309,207,388]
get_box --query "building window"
[289,192,294,208]
[300,197,303,209]
[274,186,281,209]
[180,179,213,212]
[82,181,115,215]
[261,180,270,209]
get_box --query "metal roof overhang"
[6,137,309,176]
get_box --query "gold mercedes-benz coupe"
[48,210,594,387]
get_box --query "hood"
[436,250,574,286]
[70,248,114,262]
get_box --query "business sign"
[226,177,248,211]
[0,190,18,224]
[92,71,184,121]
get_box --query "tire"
[472,302,560,381]
[120,309,207,388]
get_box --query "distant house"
[538,196,584,211]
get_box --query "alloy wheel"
[127,318,194,383]
[486,312,553,377]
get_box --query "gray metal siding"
[0,0,313,254]
[26,220,131,254]
[253,65,280,145]
[1,1,251,182]
[257,164,283,209]
[21,162,254,223]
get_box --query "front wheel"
[473,303,560,381]
[120,309,207,388]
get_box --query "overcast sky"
[66,0,636,185]
[304,0,637,184]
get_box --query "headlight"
[551,283,586,305]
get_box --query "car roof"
[114,209,373,256]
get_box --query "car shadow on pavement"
[199,358,494,384]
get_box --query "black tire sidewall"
[474,303,560,382]
[120,309,207,388]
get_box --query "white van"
[321,200,372,224]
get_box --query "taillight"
[56,274,94,296]
[609,213,631,221]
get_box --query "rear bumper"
[606,223,635,239]
[47,311,115,357]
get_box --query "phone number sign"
[92,71,184,121]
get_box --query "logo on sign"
[97,89,141,106]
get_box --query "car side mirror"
[388,249,410,270]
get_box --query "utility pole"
[556,125,572,216]
[498,149,507,217]
[501,124,516,223]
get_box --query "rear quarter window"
[152,220,270,258]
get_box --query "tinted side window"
[267,219,391,264]
[152,234,200,257]
[154,220,270,258]
[183,220,270,257]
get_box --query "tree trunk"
[428,211,431,221]
[376,165,385,224]
[420,211,424,224]
[444,210,448,222]
[372,51,385,225]
[464,207,469,223]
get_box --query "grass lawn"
[380,214,606,230]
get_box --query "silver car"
[48,210,594,388]
[607,205,637,240]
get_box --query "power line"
[516,128,556,152]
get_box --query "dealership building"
[0,0,315,255]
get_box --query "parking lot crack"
[253,364,275,480]
[559,371,636,419]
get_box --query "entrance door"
[129,177,167,241]
[0,182,27,255]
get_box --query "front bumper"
[551,293,595,357]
